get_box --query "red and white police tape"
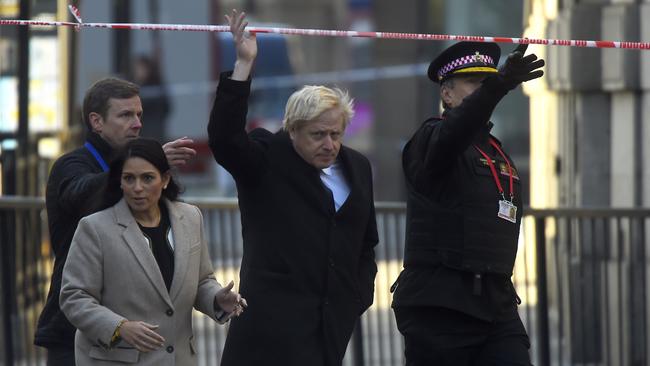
[1,5,649,51]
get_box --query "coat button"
[166,309,174,316]
[329,259,335,268]
[166,346,174,353]
[323,298,329,305]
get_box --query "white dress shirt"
[320,161,351,212]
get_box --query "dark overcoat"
[35,132,112,349]
[208,72,378,366]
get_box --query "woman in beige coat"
[60,138,246,365]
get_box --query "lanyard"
[84,142,109,172]
[473,139,514,201]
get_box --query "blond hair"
[282,85,354,131]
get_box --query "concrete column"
[553,92,611,207]
[601,5,639,91]
[556,92,577,206]
[601,4,640,207]
[555,16,612,355]
[637,11,650,359]
[609,92,639,207]
[576,93,611,206]
[640,4,650,208]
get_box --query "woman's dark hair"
[101,138,181,209]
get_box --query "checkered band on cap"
[437,53,495,80]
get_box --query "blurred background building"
[525,0,650,364]
[526,0,650,211]
[4,0,650,365]
[0,0,530,202]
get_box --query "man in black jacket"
[208,11,378,366]
[34,77,196,365]
[391,42,544,365]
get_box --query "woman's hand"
[119,321,165,353]
[226,9,257,81]
[215,280,248,317]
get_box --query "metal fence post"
[1,211,15,365]
[535,217,550,366]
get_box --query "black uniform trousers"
[394,306,531,366]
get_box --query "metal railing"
[2,196,650,366]
[521,209,650,366]
[0,196,50,366]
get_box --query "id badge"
[498,200,517,223]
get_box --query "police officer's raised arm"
[404,44,544,188]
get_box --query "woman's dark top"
[138,202,174,291]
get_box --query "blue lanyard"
[84,142,109,172]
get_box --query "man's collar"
[85,131,115,159]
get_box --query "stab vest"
[403,139,523,275]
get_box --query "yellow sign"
[0,0,19,17]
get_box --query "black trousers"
[47,347,75,366]
[394,306,531,366]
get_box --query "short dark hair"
[82,77,140,131]
[102,138,182,209]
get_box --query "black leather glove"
[490,43,545,90]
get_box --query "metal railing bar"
[628,217,644,364]
[616,216,624,366]
[521,218,532,351]
[525,208,650,218]
[555,216,564,366]
[201,208,216,366]
[0,196,44,209]
[392,212,404,365]
[366,213,382,365]
[576,216,586,366]
[535,216,550,366]
[638,216,645,364]
[589,217,601,364]
[4,195,650,217]
[27,210,40,365]
[598,216,611,366]
[384,212,398,365]
[562,217,568,362]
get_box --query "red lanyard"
[473,139,514,201]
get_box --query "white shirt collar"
[321,166,333,176]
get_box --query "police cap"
[428,41,501,83]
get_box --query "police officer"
[391,41,544,365]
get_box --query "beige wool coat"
[60,198,225,365]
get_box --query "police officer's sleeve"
[404,79,511,188]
